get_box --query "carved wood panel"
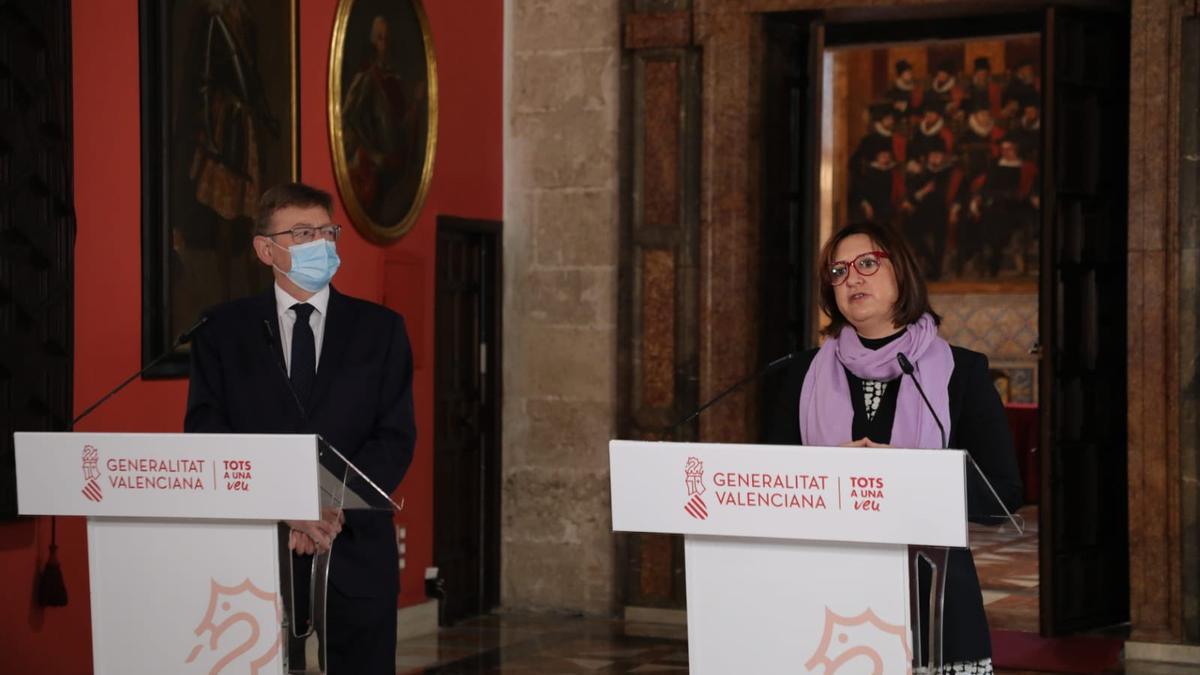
[0,0,75,518]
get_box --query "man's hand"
[289,529,317,555]
[286,509,343,554]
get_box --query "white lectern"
[610,440,968,675]
[14,432,399,675]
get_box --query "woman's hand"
[840,437,892,448]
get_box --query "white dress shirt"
[274,283,330,374]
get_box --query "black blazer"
[184,287,416,599]
[765,345,1023,662]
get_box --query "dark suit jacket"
[184,286,416,599]
[765,345,1023,662]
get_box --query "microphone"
[262,320,308,421]
[54,318,208,608]
[668,351,800,435]
[896,352,946,449]
[896,351,1024,533]
[72,316,209,427]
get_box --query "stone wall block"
[512,0,620,53]
[519,323,616,401]
[501,469,612,543]
[503,399,614,471]
[534,189,619,266]
[500,538,613,614]
[513,51,618,114]
[518,268,616,327]
[512,111,618,189]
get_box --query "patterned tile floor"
[391,508,1197,673]
[971,504,1041,633]
[395,612,1190,674]
[396,614,690,674]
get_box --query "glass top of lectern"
[316,436,404,512]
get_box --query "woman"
[766,221,1022,674]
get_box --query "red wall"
[0,1,501,672]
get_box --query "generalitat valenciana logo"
[683,456,707,520]
[81,445,102,503]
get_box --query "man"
[957,99,1005,184]
[908,101,955,168]
[851,142,903,226]
[343,15,426,226]
[185,182,416,674]
[850,103,906,175]
[885,59,922,118]
[900,140,963,281]
[965,56,1003,119]
[1004,93,1042,163]
[1002,61,1040,112]
[966,139,1039,276]
[924,61,964,118]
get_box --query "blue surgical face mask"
[272,239,341,292]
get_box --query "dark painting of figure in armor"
[828,35,1040,291]
[141,0,297,376]
[330,0,436,243]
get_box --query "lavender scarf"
[799,313,953,448]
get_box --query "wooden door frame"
[434,215,503,616]
[620,0,1186,645]
[694,0,1132,634]
[1124,1,1195,646]
[1039,4,1133,636]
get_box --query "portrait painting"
[821,34,1042,292]
[140,0,298,376]
[329,0,437,243]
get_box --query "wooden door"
[0,0,75,517]
[1039,4,1130,636]
[758,13,823,439]
[434,217,501,623]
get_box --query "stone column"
[502,0,622,613]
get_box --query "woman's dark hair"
[817,221,940,336]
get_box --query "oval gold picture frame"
[328,0,438,243]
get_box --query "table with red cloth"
[1004,403,1039,505]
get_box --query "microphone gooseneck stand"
[667,351,799,436]
[39,317,212,608]
[72,315,210,427]
[896,352,1024,534]
[896,351,1024,673]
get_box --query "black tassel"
[38,516,68,607]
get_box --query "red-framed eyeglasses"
[828,251,890,286]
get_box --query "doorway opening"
[433,216,502,625]
[825,30,1043,634]
[760,4,1129,639]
